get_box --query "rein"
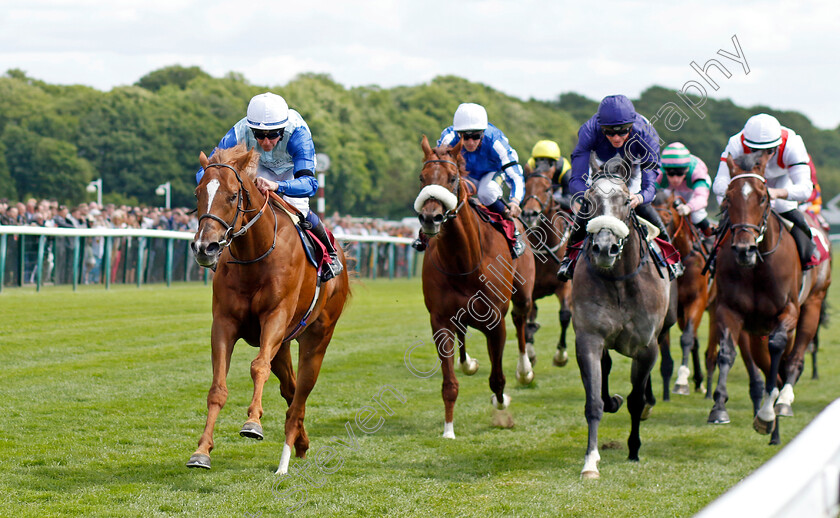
[199,162,278,265]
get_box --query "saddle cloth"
[778,211,830,268]
[469,199,518,249]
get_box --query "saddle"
[468,198,519,250]
[269,196,335,277]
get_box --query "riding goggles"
[601,124,632,137]
[665,167,689,177]
[252,128,285,141]
[459,131,484,141]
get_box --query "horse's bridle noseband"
[198,161,277,264]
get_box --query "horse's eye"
[228,194,237,203]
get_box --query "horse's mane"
[209,143,259,181]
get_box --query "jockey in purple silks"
[556,94,682,281]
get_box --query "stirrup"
[669,262,685,280]
[557,257,574,281]
[511,236,526,258]
[320,254,343,281]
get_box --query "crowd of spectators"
[0,198,197,232]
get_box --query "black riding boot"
[556,203,590,280]
[780,209,816,270]
[311,222,344,281]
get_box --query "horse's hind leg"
[271,341,296,406]
[513,301,535,386]
[628,344,658,461]
[554,286,572,367]
[601,350,623,413]
[187,319,237,469]
[276,324,334,475]
[658,329,673,401]
[457,329,479,375]
[524,302,539,366]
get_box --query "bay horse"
[416,135,535,439]
[708,152,831,443]
[187,143,350,473]
[653,191,710,399]
[520,164,573,368]
[571,157,671,478]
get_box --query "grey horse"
[570,157,673,478]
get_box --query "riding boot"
[310,222,344,281]
[412,231,429,252]
[488,198,526,258]
[556,204,589,281]
[697,219,716,251]
[781,209,816,270]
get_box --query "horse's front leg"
[187,316,238,469]
[754,303,798,437]
[709,309,742,425]
[576,333,605,479]
[242,309,289,442]
[432,314,460,439]
[524,302,539,366]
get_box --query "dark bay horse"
[416,135,535,439]
[653,191,711,399]
[187,143,350,473]
[571,159,672,478]
[520,165,573,368]
[708,152,831,443]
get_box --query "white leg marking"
[491,393,511,410]
[757,387,780,422]
[442,421,455,439]
[675,365,690,386]
[516,353,534,384]
[777,383,795,406]
[275,443,293,475]
[582,449,601,478]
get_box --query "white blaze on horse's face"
[205,179,220,214]
[740,181,753,200]
[589,178,627,220]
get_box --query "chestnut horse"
[708,152,831,443]
[415,136,535,439]
[520,166,573,368]
[653,191,711,399]
[571,157,672,478]
[187,143,350,473]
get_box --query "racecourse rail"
[0,226,416,292]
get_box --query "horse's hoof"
[491,393,511,410]
[240,421,264,440]
[640,403,653,421]
[672,384,690,396]
[516,369,534,385]
[695,384,707,395]
[605,394,624,414]
[753,416,775,435]
[552,349,569,367]
[708,409,730,424]
[774,403,793,417]
[186,453,211,469]
[460,357,479,375]
[581,470,600,480]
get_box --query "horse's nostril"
[205,242,220,255]
[609,244,620,255]
[433,214,444,223]
[592,244,601,254]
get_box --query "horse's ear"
[245,148,260,176]
[725,154,736,175]
[755,149,773,174]
[451,139,462,157]
[589,152,600,174]
[421,135,432,158]
[199,151,210,169]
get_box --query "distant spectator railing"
[0,226,420,292]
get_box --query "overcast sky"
[3,0,839,129]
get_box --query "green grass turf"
[0,266,838,517]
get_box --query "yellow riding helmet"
[531,140,561,161]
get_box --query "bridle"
[422,158,466,222]
[521,172,553,214]
[198,162,278,264]
[726,173,772,246]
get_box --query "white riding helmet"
[453,103,488,132]
[246,93,290,130]
[743,113,782,149]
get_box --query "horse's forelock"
[734,153,761,173]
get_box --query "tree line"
[1,65,838,218]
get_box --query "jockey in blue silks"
[412,102,527,257]
[196,92,342,281]
[556,94,682,280]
